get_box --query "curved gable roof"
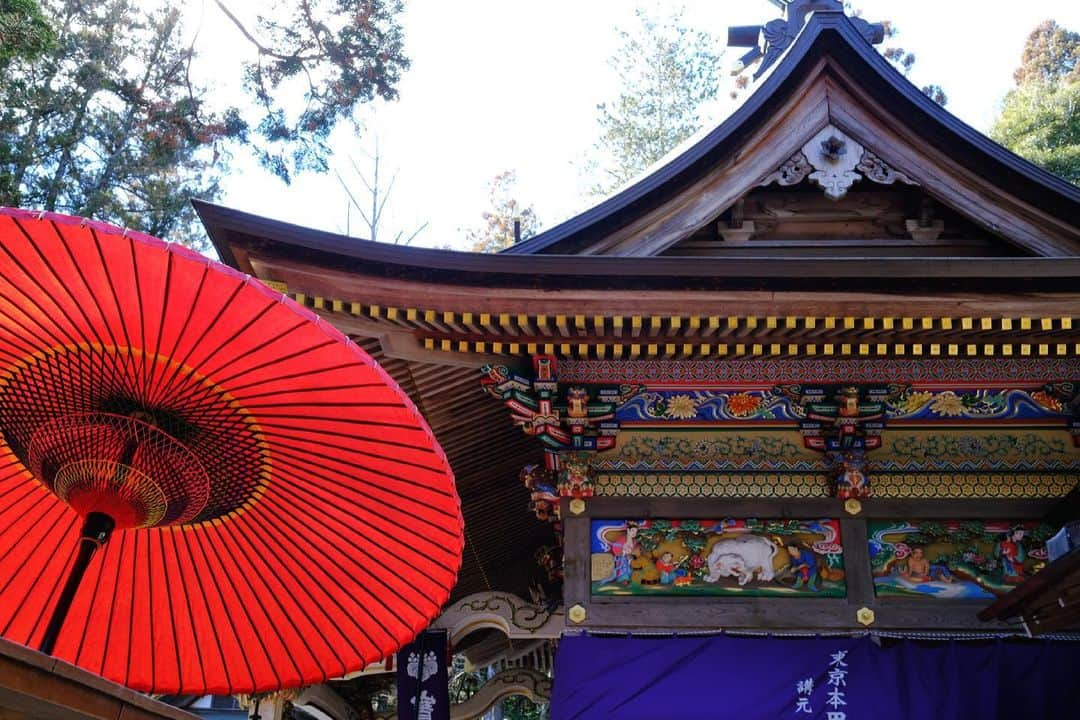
[506,11,1080,256]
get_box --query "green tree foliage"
[991,20,1080,185]
[463,171,540,253]
[212,0,409,182]
[1,0,409,247]
[0,0,239,248]
[584,6,721,195]
[0,0,54,67]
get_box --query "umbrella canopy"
[0,208,463,694]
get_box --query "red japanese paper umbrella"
[0,208,463,694]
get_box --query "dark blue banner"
[552,634,1080,720]
[396,629,449,720]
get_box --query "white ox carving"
[704,535,778,585]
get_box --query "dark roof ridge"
[504,12,1080,256]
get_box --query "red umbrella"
[0,208,463,694]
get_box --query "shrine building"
[192,2,1080,717]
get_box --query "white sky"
[197,1,1080,250]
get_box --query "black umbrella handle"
[39,513,115,656]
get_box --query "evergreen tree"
[0,0,54,67]
[583,6,721,196]
[991,20,1080,185]
[0,0,239,248]
[463,171,540,253]
[0,0,410,247]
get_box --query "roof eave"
[194,200,1080,293]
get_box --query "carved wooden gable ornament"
[504,6,1080,258]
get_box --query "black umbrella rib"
[124,531,140,688]
[221,361,380,394]
[3,219,93,349]
[205,523,315,685]
[264,448,461,542]
[12,512,79,644]
[191,528,284,690]
[249,495,435,641]
[211,520,341,682]
[256,421,441,458]
[263,477,459,580]
[96,530,126,678]
[178,528,253,694]
[230,382,389,402]
[157,280,247,399]
[252,412,429,432]
[164,530,213,693]
[0,481,40,511]
[259,477,459,582]
[146,532,158,690]
[242,401,407,410]
[88,228,141,397]
[233,507,386,660]
[0,494,66,584]
[26,515,85,650]
[150,263,211,408]
[146,252,173,407]
[267,442,457,505]
[193,318,326,384]
[145,533,169,693]
[266,430,446,473]
[39,219,120,351]
[0,283,81,356]
[127,235,149,404]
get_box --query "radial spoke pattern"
[0,209,463,694]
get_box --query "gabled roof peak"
[729,0,884,79]
[506,11,1080,257]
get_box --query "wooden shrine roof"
[196,200,1080,293]
[506,11,1080,257]
[195,200,1080,366]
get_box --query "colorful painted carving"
[591,519,845,597]
[831,448,869,499]
[868,520,1057,599]
[520,464,559,522]
[558,452,594,499]
[481,355,641,452]
[1042,381,1080,447]
[775,384,907,498]
[617,386,1072,424]
[775,384,905,452]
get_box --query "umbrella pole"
[39,512,115,656]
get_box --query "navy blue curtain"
[552,634,1080,720]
